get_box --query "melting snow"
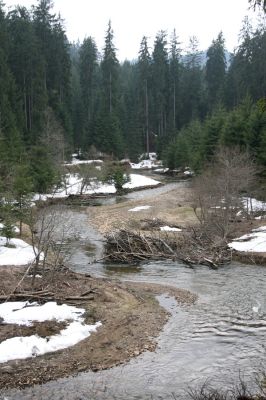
[34,173,160,200]
[0,301,101,363]
[65,156,103,166]
[228,226,266,252]
[128,205,151,212]
[0,237,41,266]
[160,226,182,232]
[242,197,266,212]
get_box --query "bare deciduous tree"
[78,164,102,195]
[191,147,257,240]
[28,205,74,284]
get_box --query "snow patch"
[124,174,160,189]
[242,197,266,212]
[34,173,160,200]
[160,226,182,232]
[0,301,101,363]
[130,153,162,169]
[128,205,151,212]
[0,237,41,266]
[0,301,84,326]
[228,226,266,253]
[65,158,103,166]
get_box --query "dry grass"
[88,186,198,235]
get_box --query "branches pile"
[104,229,231,268]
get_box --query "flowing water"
[1,186,266,400]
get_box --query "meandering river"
[2,183,266,400]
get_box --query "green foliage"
[0,0,266,197]
[163,100,266,171]
[30,145,56,193]
[0,199,16,244]
[104,164,130,192]
[206,32,226,110]
[0,220,15,245]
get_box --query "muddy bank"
[0,266,196,390]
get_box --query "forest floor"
[0,266,196,390]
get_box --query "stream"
[2,182,266,400]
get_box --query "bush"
[104,164,131,193]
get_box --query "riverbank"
[87,182,266,266]
[88,182,196,235]
[0,266,196,390]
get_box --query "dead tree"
[191,147,257,240]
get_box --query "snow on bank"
[228,226,266,253]
[128,205,151,212]
[154,168,169,173]
[130,153,163,170]
[131,159,157,169]
[160,226,182,232]
[0,301,101,363]
[0,237,40,266]
[65,158,103,166]
[34,173,160,201]
[124,174,160,190]
[242,197,266,212]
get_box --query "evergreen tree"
[137,36,151,153]
[119,61,142,159]
[0,5,23,166]
[169,30,181,132]
[206,32,226,110]
[151,31,169,137]
[7,6,47,139]
[101,20,119,114]
[79,36,99,147]
[180,36,206,125]
[98,21,124,157]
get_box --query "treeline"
[0,0,266,198]
[0,0,71,194]
[71,16,266,166]
[164,98,266,171]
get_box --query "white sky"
[4,0,261,61]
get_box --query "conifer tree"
[151,31,169,137]
[169,29,181,132]
[101,20,119,114]
[138,36,151,153]
[79,36,99,147]
[206,32,226,110]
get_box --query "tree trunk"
[145,79,149,154]
[109,72,112,114]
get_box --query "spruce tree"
[206,32,226,110]
[138,36,151,153]
[79,36,99,148]
[151,31,169,137]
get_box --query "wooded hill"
[0,0,266,195]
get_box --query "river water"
[2,184,266,400]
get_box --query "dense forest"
[0,0,266,196]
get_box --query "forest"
[0,0,266,198]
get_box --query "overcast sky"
[4,0,261,61]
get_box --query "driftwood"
[104,229,231,268]
[0,289,95,304]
